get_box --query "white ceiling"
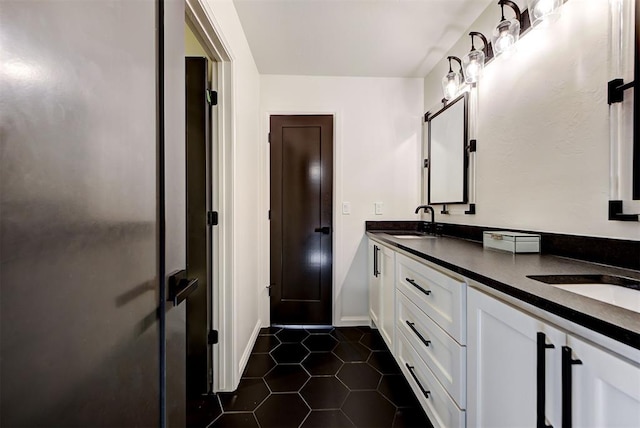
[233,0,494,78]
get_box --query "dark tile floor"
[188,326,433,428]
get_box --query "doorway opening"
[184,0,234,393]
[184,20,215,397]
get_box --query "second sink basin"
[527,274,640,313]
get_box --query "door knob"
[314,226,331,234]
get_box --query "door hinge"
[268,210,271,220]
[208,329,219,345]
[424,159,429,168]
[268,133,271,143]
[207,211,219,226]
[266,285,272,296]
[206,90,218,106]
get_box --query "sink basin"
[527,275,640,313]
[389,232,437,240]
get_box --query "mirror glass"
[427,93,468,204]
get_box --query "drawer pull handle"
[405,321,431,347]
[537,332,555,428]
[561,346,582,428]
[406,278,431,296]
[373,245,380,277]
[405,363,430,399]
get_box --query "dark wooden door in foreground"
[270,115,333,325]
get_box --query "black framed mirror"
[427,93,469,205]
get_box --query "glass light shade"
[492,18,520,56]
[441,71,461,100]
[527,0,561,26]
[462,49,485,83]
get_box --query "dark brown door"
[270,115,333,325]
[185,57,212,396]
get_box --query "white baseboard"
[336,315,370,327]
[236,319,262,384]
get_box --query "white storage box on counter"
[482,231,541,253]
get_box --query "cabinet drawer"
[396,253,466,344]
[396,330,465,428]
[397,291,466,408]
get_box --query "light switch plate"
[342,202,351,215]
[374,202,383,215]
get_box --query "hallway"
[188,327,432,428]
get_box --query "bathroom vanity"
[367,228,640,428]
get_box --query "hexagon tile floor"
[187,326,433,428]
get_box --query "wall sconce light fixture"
[463,32,492,84]
[442,56,464,100]
[492,0,523,56]
[527,0,561,26]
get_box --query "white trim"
[237,320,263,379]
[185,0,235,393]
[338,316,371,327]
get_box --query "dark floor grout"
[189,326,433,428]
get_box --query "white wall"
[260,75,424,326]
[201,0,263,389]
[423,0,639,240]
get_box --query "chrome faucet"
[415,205,435,233]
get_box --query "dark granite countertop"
[367,231,640,350]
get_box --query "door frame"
[185,0,234,392]
[263,111,338,327]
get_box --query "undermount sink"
[389,231,437,239]
[527,274,640,313]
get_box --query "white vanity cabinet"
[396,253,466,343]
[567,334,640,427]
[468,287,640,428]
[368,234,640,428]
[368,239,395,351]
[396,329,466,428]
[395,252,467,428]
[368,240,381,327]
[467,287,564,428]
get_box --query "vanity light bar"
[439,0,569,102]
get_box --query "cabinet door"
[467,288,564,428]
[567,335,640,428]
[379,244,396,351]
[368,240,381,326]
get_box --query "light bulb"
[492,18,520,55]
[495,31,515,52]
[445,80,458,98]
[466,61,479,79]
[463,49,485,83]
[534,0,553,17]
[528,0,560,26]
[441,71,460,100]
